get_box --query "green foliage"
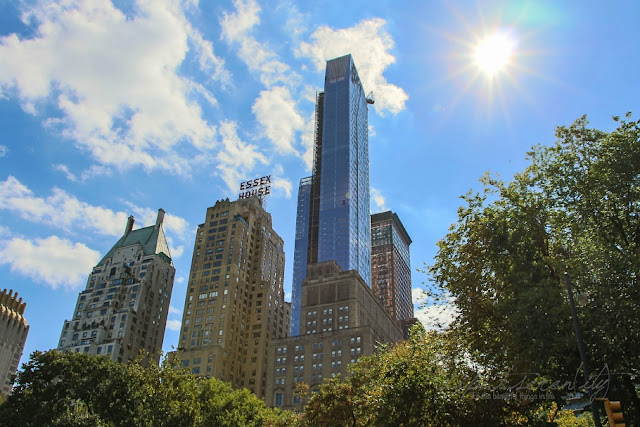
[299,324,515,426]
[428,114,640,424]
[555,410,595,427]
[297,114,640,426]
[0,350,292,426]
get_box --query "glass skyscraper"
[291,54,371,335]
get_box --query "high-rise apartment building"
[266,261,403,409]
[371,211,413,321]
[0,289,29,395]
[57,209,175,364]
[177,197,290,398]
[291,54,371,334]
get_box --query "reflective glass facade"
[290,177,312,335]
[291,54,371,335]
[317,55,371,284]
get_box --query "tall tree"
[429,114,640,424]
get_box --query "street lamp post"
[564,272,602,427]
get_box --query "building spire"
[124,215,135,236]
[155,208,165,230]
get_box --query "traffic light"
[600,398,625,427]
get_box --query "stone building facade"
[0,289,29,395]
[266,261,403,410]
[57,209,175,364]
[176,197,290,398]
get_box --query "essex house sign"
[238,175,272,199]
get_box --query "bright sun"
[474,31,517,77]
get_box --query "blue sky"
[1,0,638,367]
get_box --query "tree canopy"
[428,114,640,424]
[0,350,293,426]
[299,325,474,427]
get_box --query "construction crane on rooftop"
[366,91,375,104]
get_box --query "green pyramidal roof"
[98,210,173,266]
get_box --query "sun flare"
[474,31,517,77]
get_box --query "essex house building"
[57,209,175,364]
[0,289,29,395]
[176,197,290,398]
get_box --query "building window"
[275,393,283,407]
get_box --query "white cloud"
[216,121,268,192]
[53,164,111,182]
[0,145,7,157]
[252,86,305,155]
[269,166,293,198]
[0,176,191,255]
[169,305,182,315]
[413,288,458,331]
[282,3,307,40]
[0,235,100,290]
[412,287,426,304]
[297,18,409,115]
[188,27,231,87]
[0,176,127,236]
[80,164,112,181]
[171,244,184,259]
[55,163,112,182]
[371,187,388,213]
[165,319,182,331]
[0,0,226,175]
[53,164,78,182]
[123,202,190,240]
[221,0,308,164]
[220,0,261,43]
[220,0,299,88]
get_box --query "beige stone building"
[176,197,290,398]
[57,209,175,364]
[266,261,403,410]
[0,289,29,395]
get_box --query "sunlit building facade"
[267,261,403,410]
[291,54,371,334]
[371,211,413,321]
[57,210,175,365]
[176,197,290,398]
[0,289,29,395]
